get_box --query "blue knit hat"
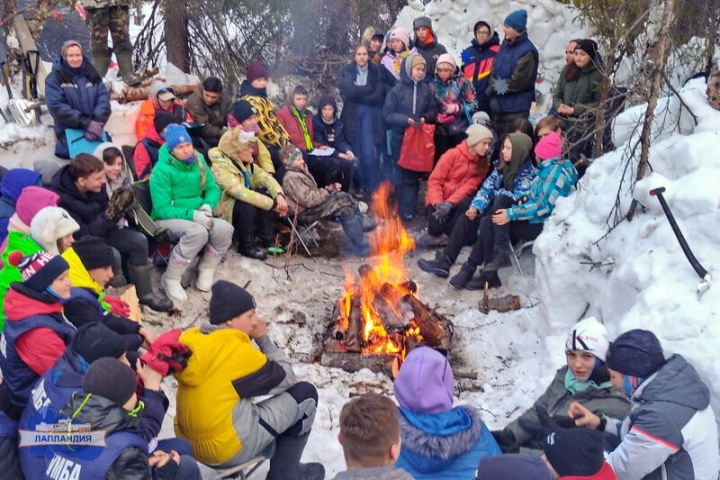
[163,124,193,152]
[504,10,527,33]
[606,329,666,378]
[7,250,69,294]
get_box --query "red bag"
[398,124,436,173]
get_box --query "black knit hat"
[7,250,69,294]
[73,236,115,270]
[232,100,258,124]
[543,427,605,476]
[83,357,137,407]
[71,323,127,364]
[606,329,666,378]
[209,280,256,325]
[154,111,179,136]
[575,39,598,62]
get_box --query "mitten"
[106,188,135,221]
[105,295,131,317]
[140,329,192,376]
[192,210,213,230]
[198,204,213,216]
[432,202,453,224]
[444,101,460,115]
[84,120,104,140]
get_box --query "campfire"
[320,183,453,376]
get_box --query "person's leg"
[355,105,379,193]
[449,215,493,289]
[156,219,208,304]
[173,455,202,480]
[444,212,480,263]
[105,228,150,268]
[305,155,330,189]
[156,437,194,457]
[400,168,421,219]
[196,218,234,291]
[267,146,286,179]
[232,201,266,260]
[444,196,473,236]
[84,8,111,76]
[336,158,355,192]
[509,221,544,243]
[426,204,444,237]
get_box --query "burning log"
[403,295,445,346]
[480,285,522,314]
[320,351,397,376]
[345,296,364,353]
[372,296,404,330]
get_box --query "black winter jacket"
[383,54,440,134]
[338,62,386,145]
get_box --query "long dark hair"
[565,62,582,82]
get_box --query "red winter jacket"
[133,123,166,180]
[276,105,321,152]
[425,140,489,206]
[560,463,617,480]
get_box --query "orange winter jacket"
[425,140,489,206]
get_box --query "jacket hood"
[62,247,105,295]
[14,186,60,227]
[62,392,142,434]
[399,406,484,471]
[636,354,710,411]
[400,53,425,84]
[472,31,500,50]
[51,165,86,199]
[0,169,42,202]
[4,282,64,321]
[175,325,252,387]
[394,346,454,414]
[149,81,172,108]
[51,348,88,390]
[93,142,130,195]
[502,133,533,191]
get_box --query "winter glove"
[491,429,520,454]
[443,101,461,115]
[140,329,192,376]
[106,188,135,222]
[437,113,456,125]
[432,202,453,224]
[105,295,131,317]
[84,120,104,141]
[192,209,213,230]
[198,204,213,216]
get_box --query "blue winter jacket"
[396,406,501,479]
[469,157,537,214]
[0,169,42,242]
[506,157,577,224]
[45,56,111,159]
[489,32,538,115]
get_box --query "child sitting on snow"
[393,346,501,479]
[332,393,413,480]
[280,146,372,255]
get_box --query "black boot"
[418,252,452,278]
[341,215,369,255]
[449,263,476,289]
[127,264,173,312]
[238,235,267,260]
[466,271,502,290]
[482,245,510,273]
[257,212,276,247]
[266,433,325,480]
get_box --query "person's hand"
[407,118,416,126]
[492,209,510,225]
[338,152,350,160]
[139,327,157,346]
[432,202,453,224]
[192,210,213,230]
[105,296,130,317]
[567,402,601,429]
[465,208,478,220]
[250,318,267,339]
[84,120,104,141]
[332,182,342,191]
[420,117,426,124]
[149,450,179,468]
[319,145,331,150]
[274,195,289,217]
[346,151,356,160]
[198,204,213,216]
[444,102,460,115]
[140,361,164,390]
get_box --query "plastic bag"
[397,124,436,173]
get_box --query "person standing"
[413,16,448,78]
[461,20,501,114]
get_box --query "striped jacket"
[506,157,577,223]
[469,158,536,215]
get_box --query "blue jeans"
[353,104,381,193]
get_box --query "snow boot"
[256,213,276,247]
[238,233,267,260]
[92,50,111,78]
[127,264,173,312]
[449,262,477,289]
[195,245,223,292]
[115,50,141,87]
[361,214,376,232]
[482,245,510,273]
[466,271,502,290]
[341,215,369,255]
[161,248,191,305]
[417,252,452,278]
[415,229,449,248]
[266,433,325,480]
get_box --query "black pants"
[267,145,287,181]
[443,212,481,263]
[306,154,354,192]
[232,199,275,242]
[427,196,473,237]
[104,228,150,277]
[434,132,465,166]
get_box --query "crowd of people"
[0,6,717,480]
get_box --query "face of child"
[389,38,405,53]
[370,38,382,53]
[436,63,453,82]
[50,270,72,299]
[472,138,492,157]
[172,142,195,161]
[321,105,335,121]
[251,77,268,89]
[355,47,369,67]
[574,49,591,68]
[241,115,259,132]
[475,27,491,44]
[77,170,107,193]
[89,265,114,287]
[293,94,308,111]
[104,156,123,181]
[566,350,596,382]
[58,234,75,254]
[227,308,262,336]
[536,126,560,141]
[499,137,513,167]
[239,147,254,163]
[411,64,426,82]
[609,368,624,390]
[65,46,83,69]
[416,26,430,41]
[158,98,174,111]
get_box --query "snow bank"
[534,78,720,420]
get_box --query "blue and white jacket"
[469,157,536,215]
[506,157,577,224]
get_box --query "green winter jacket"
[552,64,603,132]
[0,232,43,325]
[149,145,221,221]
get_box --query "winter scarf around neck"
[502,133,532,192]
[564,368,612,395]
[291,106,314,151]
[356,64,369,86]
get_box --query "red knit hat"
[246,62,269,83]
[535,132,563,161]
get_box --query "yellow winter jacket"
[174,326,269,465]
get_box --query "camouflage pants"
[85,6,133,54]
[298,192,357,224]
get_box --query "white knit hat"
[30,207,80,254]
[465,124,494,147]
[565,317,610,362]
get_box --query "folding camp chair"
[508,240,535,277]
[285,217,319,257]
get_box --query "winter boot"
[238,234,267,260]
[417,252,452,278]
[114,50,142,87]
[127,264,173,312]
[466,271,502,290]
[107,274,127,288]
[161,248,191,305]
[196,245,223,292]
[341,215,370,255]
[256,213,276,247]
[449,262,477,289]
[361,214,376,232]
[482,245,510,273]
[91,50,111,78]
[415,229,449,248]
[266,433,325,480]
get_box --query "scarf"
[564,368,612,395]
[502,133,533,192]
[419,30,436,46]
[291,107,314,151]
[393,49,412,75]
[356,64,369,86]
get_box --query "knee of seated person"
[184,223,210,243]
[286,382,318,405]
[493,194,515,208]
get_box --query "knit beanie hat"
[474,20,493,37]
[565,317,610,362]
[153,111,178,137]
[606,329,666,378]
[163,124,193,152]
[7,250,69,293]
[284,148,303,166]
[504,10,528,33]
[543,427,605,477]
[472,111,492,127]
[436,53,456,71]
[476,454,554,480]
[30,207,80,255]
[466,124,494,147]
[73,236,115,270]
[209,280,256,325]
[83,357,137,407]
[72,323,127,364]
[389,27,410,50]
[246,62,269,83]
[231,100,258,124]
[575,39,599,62]
[394,346,454,414]
[534,132,563,161]
[16,186,60,226]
